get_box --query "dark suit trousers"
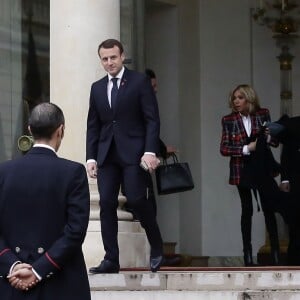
[122,172,157,218]
[97,141,163,263]
[286,174,300,265]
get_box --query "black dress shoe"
[162,256,181,266]
[271,249,280,266]
[243,249,254,267]
[89,260,120,274]
[150,255,164,272]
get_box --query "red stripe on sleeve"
[45,252,61,270]
[0,248,10,256]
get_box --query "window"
[0,0,49,162]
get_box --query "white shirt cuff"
[32,267,42,281]
[144,152,155,156]
[9,261,21,276]
[86,159,97,165]
[242,145,250,155]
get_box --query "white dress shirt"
[34,143,56,153]
[107,67,125,107]
[241,114,251,155]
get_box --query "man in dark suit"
[280,141,300,265]
[272,115,300,265]
[124,68,176,218]
[144,68,177,161]
[0,103,91,300]
[86,39,164,273]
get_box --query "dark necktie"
[111,77,118,111]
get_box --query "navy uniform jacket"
[0,147,91,300]
[86,67,160,164]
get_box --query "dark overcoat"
[0,147,91,300]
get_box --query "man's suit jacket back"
[0,147,91,300]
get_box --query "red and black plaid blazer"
[220,108,271,185]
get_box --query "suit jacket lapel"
[251,114,263,136]
[234,113,248,143]
[236,113,245,133]
[101,76,111,111]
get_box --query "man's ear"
[58,124,64,139]
[121,52,125,63]
[28,125,32,135]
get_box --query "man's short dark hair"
[29,103,65,140]
[145,68,156,79]
[98,39,124,56]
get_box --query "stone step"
[83,220,150,269]
[89,268,300,300]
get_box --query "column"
[50,0,120,164]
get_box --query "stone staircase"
[84,178,300,299]
[89,268,300,300]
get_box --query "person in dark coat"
[280,143,300,265]
[121,68,181,267]
[268,115,300,265]
[137,68,177,217]
[0,103,91,300]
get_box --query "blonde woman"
[220,84,279,266]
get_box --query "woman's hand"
[247,140,257,152]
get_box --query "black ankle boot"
[264,210,280,265]
[269,232,280,265]
[271,248,280,266]
[243,249,254,266]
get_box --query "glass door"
[0,0,49,162]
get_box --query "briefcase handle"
[161,153,179,165]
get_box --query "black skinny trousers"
[237,185,279,252]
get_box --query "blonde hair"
[229,84,261,114]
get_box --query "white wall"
[199,0,283,257]
[49,0,300,259]
[200,0,254,257]
[198,0,298,257]
[292,31,300,115]
[145,2,181,248]
[177,0,202,256]
[145,0,300,259]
